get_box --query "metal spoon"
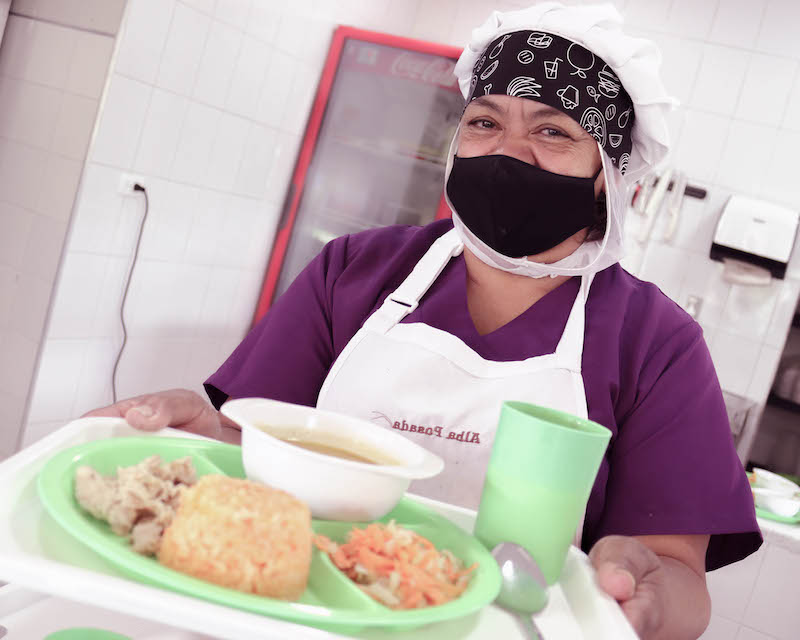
[492,542,549,640]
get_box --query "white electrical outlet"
[118,174,144,196]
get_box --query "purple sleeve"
[204,236,351,409]
[597,322,760,570]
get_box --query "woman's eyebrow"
[465,96,505,115]
[526,104,575,123]
[531,104,564,117]
[467,97,579,128]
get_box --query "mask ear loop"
[443,122,462,218]
[592,141,613,258]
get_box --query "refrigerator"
[253,26,464,323]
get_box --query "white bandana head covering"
[447,2,677,279]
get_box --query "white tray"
[0,418,637,640]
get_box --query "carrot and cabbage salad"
[313,520,477,609]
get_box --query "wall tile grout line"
[124,77,155,180]
[773,63,800,132]
[751,0,771,56]
[7,10,118,38]
[728,50,759,125]
[222,0,259,114]
[178,0,216,18]
[703,0,723,43]
[0,68,113,101]
[147,0,178,97]
[125,0,176,172]
[631,26,800,65]
[114,68,293,137]
[90,148,295,203]
[183,4,218,102]
[738,537,771,622]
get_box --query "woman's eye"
[542,128,567,138]
[469,118,496,129]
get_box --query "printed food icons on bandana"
[465,30,635,173]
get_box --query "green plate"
[755,506,800,524]
[37,437,501,632]
[44,630,132,640]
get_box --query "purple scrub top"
[206,219,761,570]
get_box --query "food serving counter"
[0,418,637,639]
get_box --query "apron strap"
[553,272,595,372]
[364,229,463,334]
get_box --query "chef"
[88,4,761,638]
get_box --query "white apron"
[317,229,594,540]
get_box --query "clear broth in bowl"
[256,425,401,466]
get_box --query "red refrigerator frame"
[252,26,463,325]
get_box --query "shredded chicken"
[74,455,196,555]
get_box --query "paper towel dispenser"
[710,195,799,279]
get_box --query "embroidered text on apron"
[317,229,595,542]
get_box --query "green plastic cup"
[474,401,611,585]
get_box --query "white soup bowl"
[751,468,800,517]
[221,397,444,521]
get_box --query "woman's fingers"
[81,396,171,430]
[589,535,664,637]
[594,561,637,600]
[81,390,216,436]
[590,535,660,597]
[620,581,662,637]
[82,394,155,420]
[128,391,223,439]
[172,403,223,440]
[124,403,171,431]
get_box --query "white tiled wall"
[22,0,303,445]
[701,538,800,640]
[0,8,116,458]
[618,0,800,440]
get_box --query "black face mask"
[446,155,602,258]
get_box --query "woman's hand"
[589,534,711,640]
[83,389,240,443]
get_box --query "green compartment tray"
[37,436,501,633]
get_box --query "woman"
[89,4,760,638]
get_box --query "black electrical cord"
[111,183,148,403]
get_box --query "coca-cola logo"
[390,52,458,88]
